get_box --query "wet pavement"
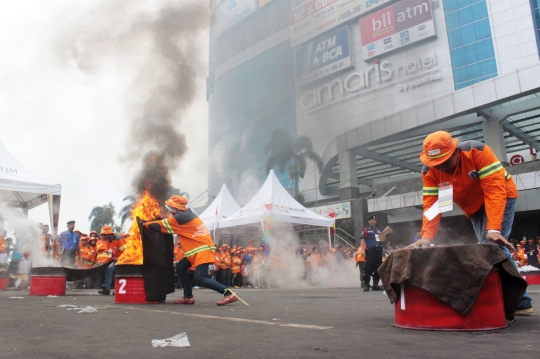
[1,285,539,358]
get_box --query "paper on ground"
[57,304,77,308]
[78,306,98,313]
[152,333,190,348]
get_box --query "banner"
[295,26,352,86]
[214,0,258,38]
[310,201,351,220]
[360,0,436,60]
[289,0,395,48]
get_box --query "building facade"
[208,0,540,243]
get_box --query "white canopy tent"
[0,139,61,235]
[216,170,333,245]
[199,184,241,232]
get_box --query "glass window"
[444,0,497,90]
[530,0,540,56]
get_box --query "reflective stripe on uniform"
[478,161,503,179]
[505,170,511,180]
[83,260,94,266]
[162,219,174,234]
[97,253,109,258]
[184,244,215,257]
[423,187,439,196]
[119,245,126,251]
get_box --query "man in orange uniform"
[144,195,239,306]
[355,244,366,289]
[410,131,532,315]
[97,226,119,295]
[245,239,257,252]
[231,249,242,288]
[219,245,231,287]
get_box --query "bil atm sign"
[360,0,436,60]
[295,26,353,86]
[289,0,395,48]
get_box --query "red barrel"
[0,276,9,290]
[522,271,540,285]
[30,275,66,296]
[114,276,164,304]
[395,270,507,331]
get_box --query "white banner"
[310,201,351,219]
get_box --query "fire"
[117,190,161,265]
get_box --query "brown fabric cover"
[378,244,527,320]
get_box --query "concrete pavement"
[1,285,538,358]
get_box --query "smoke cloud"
[0,203,57,268]
[56,0,209,202]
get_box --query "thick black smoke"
[56,0,209,203]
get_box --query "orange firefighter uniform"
[421,135,517,240]
[144,208,216,268]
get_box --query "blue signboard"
[295,26,352,86]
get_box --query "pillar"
[338,150,360,200]
[482,118,508,165]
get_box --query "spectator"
[525,237,539,267]
[58,220,79,267]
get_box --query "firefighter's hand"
[486,232,513,251]
[406,239,432,249]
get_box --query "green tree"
[265,129,323,199]
[118,195,136,226]
[88,203,117,234]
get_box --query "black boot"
[363,283,370,292]
[371,285,383,291]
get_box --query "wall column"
[338,150,359,200]
[482,118,508,165]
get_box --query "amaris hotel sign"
[290,0,396,48]
[300,52,441,110]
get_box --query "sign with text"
[295,26,352,86]
[360,0,436,61]
[214,0,258,38]
[290,0,395,48]
[310,201,351,220]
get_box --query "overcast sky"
[0,0,209,234]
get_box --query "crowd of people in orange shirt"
[510,237,540,268]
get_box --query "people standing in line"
[359,215,383,292]
[409,130,533,315]
[58,220,79,267]
[355,244,366,289]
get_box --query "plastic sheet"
[151,333,190,348]
[78,306,98,314]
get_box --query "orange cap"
[101,225,114,235]
[420,131,458,167]
[165,195,188,211]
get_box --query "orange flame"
[117,190,161,265]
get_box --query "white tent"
[199,184,241,231]
[218,170,333,229]
[0,139,61,235]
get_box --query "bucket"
[0,276,9,290]
[30,275,67,296]
[521,271,540,285]
[394,270,507,331]
[114,265,164,304]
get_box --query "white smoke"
[0,203,58,267]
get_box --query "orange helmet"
[101,225,114,235]
[165,195,188,212]
[420,131,458,167]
